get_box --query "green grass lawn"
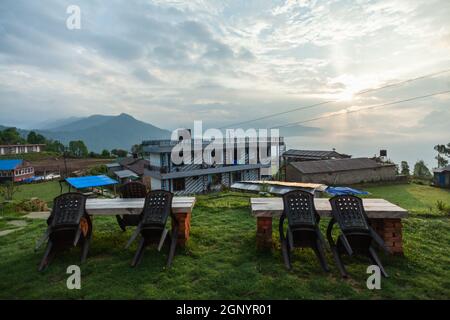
[13,181,69,204]
[361,183,450,216]
[0,182,448,299]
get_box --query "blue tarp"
[325,186,369,196]
[66,175,118,189]
[22,176,45,183]
[0,159,23,170]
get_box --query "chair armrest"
[326,218,336,246]
[326,217,354,255]
[170,209,179,227]
[279,213,286,241]
[340,233,354,256]
[35,226,51,251]
[124,222,142,249]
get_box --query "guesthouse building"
[0,159,35,182]
[142,137,285,195]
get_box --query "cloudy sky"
[0,0,449,166]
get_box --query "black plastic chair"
[124,190,177,268]
[35,192,92,271]
[327,195,390,278]
[116,181,147,231]
[280,190,329,272]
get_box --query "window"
[211,174,221,185]
[232,171,242,182]
[173,178,185,191]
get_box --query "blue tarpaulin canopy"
[0,159,23,170]
[325,186,369,196]
[66,175,118,189]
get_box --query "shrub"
[88,164,108,176]
[436,200,450,215]
[0,181,19,201]
[15,198,49,212]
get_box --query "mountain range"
[1,113,320,152]
[1,113,171,152]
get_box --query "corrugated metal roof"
[106,163,120,168]
[283,149,349,159]
[114,169,139,179]
[119,157,149,176]
[289,157,393,174]
[230,181,324,195]
[0,159,23,170]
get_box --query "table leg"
[370,218,404,255]
[173,211,191,246]
[256,216,273,250]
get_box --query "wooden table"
[251,198,408,255]
[85,197,196,246]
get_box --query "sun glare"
[337,89,355,101]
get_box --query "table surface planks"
[250,198,408,219]
[85,197,196,215]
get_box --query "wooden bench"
[85,197,196,246]
[251,198,408,255]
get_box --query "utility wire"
[220,67,450,129]
[270,90,450,129]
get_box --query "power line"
[220,67,450,129]
[270,90,450,129]
[355,68,450,95]
[219,100,334,129]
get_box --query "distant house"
[0,159,35,182]
[286,157,397,185]
[433,165,450,188]
[282,149,351,164]
[107,157,150,185]
[0,144,45,155]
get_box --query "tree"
[68,140,89,158]
[45,140,65,154]
[88,151,99,158]
[400,161,410,176]
[27,131,47,144]
[101,149,111,158]
[434,143,450,168]
[111,149,128,157]
[0,181,19,201]
[0,128,25,145]
[413,160,432,180]
[131,144,143,157]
